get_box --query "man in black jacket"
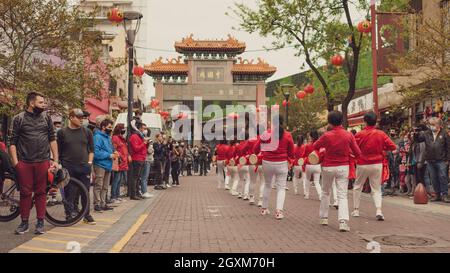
[7,91,59,235]
[415,117,450,203]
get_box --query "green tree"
[230,0,373,127]
[273,83,327,135]
[0,0,103,115]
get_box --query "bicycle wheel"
[45,177,89,227]
[0,178,21,222]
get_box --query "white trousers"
[292,166,303,193]
[229,166,239,193]
[256,166,265,199]
[304,164,322,199]
[248,165,262,198]
[320,166,349,221]
[262,160,288,211]
[238,165,250,195]
[224,166,231,188]
[353,164,383,210]
[217,160,226,189]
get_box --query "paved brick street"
[4,173,450,253]
[121,174,450,253]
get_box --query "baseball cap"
[69,108,84,118]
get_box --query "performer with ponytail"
[253,115,294,220]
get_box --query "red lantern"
[357,20,371,34]
[304,84,314,94]
[133,66,145,77]
[331,54,344,66]
[107,7,124,24]
[282,100,291,107]
[296,91,306,99]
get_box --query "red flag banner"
[376,11,407,75]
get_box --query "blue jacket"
[93,130,113,171]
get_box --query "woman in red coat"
[253,115,294,220]
[111,124,130,201]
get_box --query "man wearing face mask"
[57,108,95,224]
[93,119,118,211]
[415,117,450,203]
[129,121,150,200]
[7,91,59,235]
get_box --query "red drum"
[297,158,304,166]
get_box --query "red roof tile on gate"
[145,56,188,75]
[232,57,277,76]
[175,34,246,53]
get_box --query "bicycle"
[0,168,89,227]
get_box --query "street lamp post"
[281,84,293,130]
[122,11,143,147]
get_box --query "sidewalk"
[9,190,157,253]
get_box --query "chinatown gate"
[144,34,276,143]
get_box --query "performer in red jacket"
[314,111,361,232]
[215,139,229,189]
[235,133,250,199]
[253,115,294,220]
[292,135,306,195]
[353,112,397,221]
[303,130,323,200]
[227,140,239,195]
[247,125,266,207]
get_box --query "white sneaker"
[304,194,309,200]
[260,208,270,215]
[351,210,360,217]
[225,185,230,190]
[231,190,238,196]
[376,213,385,221]
[243,194,249,200]
[285,187,289,191]
[237,192,242,199]
[275,210,284,220]
[320,218,328,226]
[167,184,172,188]
[142,192,154,199]
[257,200,263,207]
[249,196,255,205]
[339,221,350,232]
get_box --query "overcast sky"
[124,0,366,100]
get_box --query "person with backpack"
[57,108,96,224]
[7,91,59,235]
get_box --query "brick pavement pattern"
[122,174,450,253]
